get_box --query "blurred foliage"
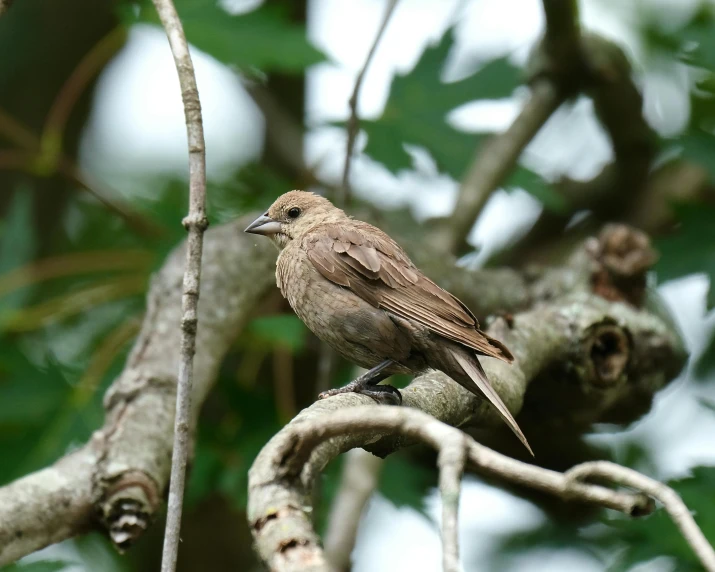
[122,0,325,72]
[492,467,715,570]
[357,26,565,211]
[3,0,715,571]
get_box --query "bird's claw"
[317,385,402,406]
[359,385,402,406]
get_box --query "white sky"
[68,0,715,570]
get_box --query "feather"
[303,222,513,363]
[452,350,533,456]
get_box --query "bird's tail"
[451,350,533,457]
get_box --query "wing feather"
[304,223,512,362]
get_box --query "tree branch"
[0,223,683,565]
[446,80,562,253]
[247,228,686,569]
[150,1,208,570]
[438,434,467,572]
[567,461,715,572]
[0,217,275,566]
[443,0,582,254]
[248,406,659,572]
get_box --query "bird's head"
[244,190,344,249]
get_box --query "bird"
[245,190,532,455]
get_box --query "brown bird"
[245,191,532,455]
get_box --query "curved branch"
[0,223,685,565]
[567,462,715,572]
[248,407,656,572]
[446,79,562,254]
[248,278,685,569]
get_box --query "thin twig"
[152,1,208,571]
[567,461,715,572]
[0,109,162,237]
[42,26,126,152]
[339,0,399,206]
[446,79,562,254]
[438,435,467,572]
[0,107,37,150]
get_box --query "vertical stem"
[151,1,208,571]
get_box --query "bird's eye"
[287,207,301,219]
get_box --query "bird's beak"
[244,214,282,236]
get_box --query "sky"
[54,0,715,570]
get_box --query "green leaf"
[507,166,567,213]
[361,29,520,179]
[655,202,715,309]
[125,0,325,72]
[246,314,308,353]
[0,185,37,313]
[642,8,715,71]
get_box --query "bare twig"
[438,435,467,572]
[42,26,126,153]
[567,462,715,572]
[0,111,162,237]
[339,0,399,206]
[323,450,383,571]
[250,406,657,572]
[446,79,562,254]
[151,1,208,571]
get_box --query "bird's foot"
[318,382,402,406]
[318,360,402,406]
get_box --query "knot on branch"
[182,213,209,231]
[587,224,657,306]
[584,320,632,388]
[98,472,160,551]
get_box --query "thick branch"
[248,281,685,569]
[446,79,562,253]
[0,223,683,565]
[0,218,276,565]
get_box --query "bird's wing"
[304,223,512,362]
